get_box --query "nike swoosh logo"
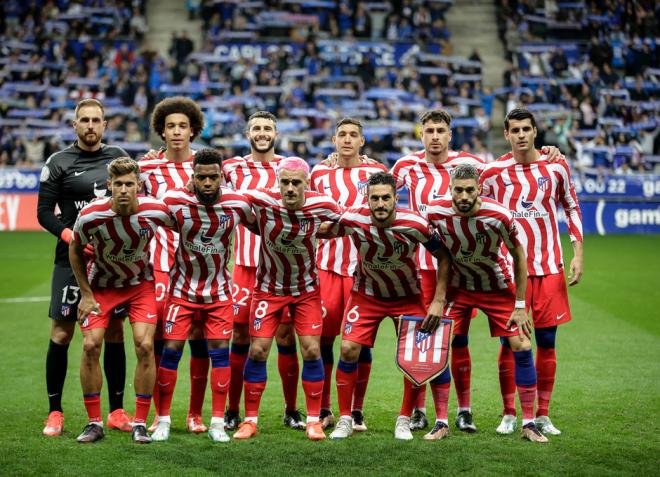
[74,171,85,176]
[311,323,322,329]
[222,329,232,335]
[311,391,322,397]
[556,313,566,321]
[217,381,230,388]
[157,381,170,386]
[48,393,59,398]
[147,313,157,318]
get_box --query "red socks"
[451,345,472,409]
[498,345,517,415]
[536,347,557,417]
[83,393,102,423]
[156,367,178,417]
[430,382,450,421]
[277,350,299,412]
[188,357,209,416]
[210,367,231,418]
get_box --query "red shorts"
[232,265,292,326]
[420,269,477,320]
[250,289,322,338]
[81,281,157,331]
[341,291,426,348]
[163,297,234,340]
[318,269,354,337]
[444,286,518,338]
[527,273,571,328]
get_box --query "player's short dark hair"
[504,108,537,130]
[335,117,363,134]
[420,110,452,127]
[108,157,140,180]
[193,148,223,168]
[151,96,205,140]
[75,98,105,118]
[451,164,480,183]
[367,171,396,193]
[246,111,277,132]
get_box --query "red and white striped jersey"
[139,152,194,272]
[163,187,253,304]
[337,206,433,299]
[310,160,388,276]
[480,153,583,276]
[425,198,521,292]
[244,189,341,296]
[391,150,484,271]
[72,196,173,288]
[222,154,285,268]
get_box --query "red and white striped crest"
[396,315,453,386]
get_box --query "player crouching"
[70,158,173,443]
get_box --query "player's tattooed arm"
[422,245,451,332]
[69,240,101,323]
[568,240,583,286]
[506,244,531,339]
[541,146,565,163]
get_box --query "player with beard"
[425,164,548,443]
[222,112,302,431]
[152,149,257,443]
[70,157,173,444]
[38,99,132,437]
[319,172,451,441]
[481,109,583,436]
[232,158,342,441]
[140,97,210,434]
[310,118,388,431]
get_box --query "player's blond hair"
[108,157,140,180]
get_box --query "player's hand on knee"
[78,293,101,323]
[507,308,531,339]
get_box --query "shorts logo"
[300,218,314,233]
[165,321,174,334]
[139,227,151,240]
[232,304,240,315]
[253,317,262,331]
[344,323,352,335]
[357,180,369,196]
[81,316,89,327]
[61,304,71,317]
[537,176,550,191]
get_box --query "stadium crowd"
[0,0,657,173]
[495,0,659,175]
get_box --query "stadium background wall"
[1,168,658,234]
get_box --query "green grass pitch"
[0,231,658,476]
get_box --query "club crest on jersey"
[253,317,262,331]
[537,176,550,191]
[300,218,314,233]
[138,227,151,240]
[165,321,174,334]
[357,180,369,196]
[61,305,71,317]
[218,215,232,229]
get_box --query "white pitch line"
[0,296,50,303]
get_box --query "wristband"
[514,300,526,309]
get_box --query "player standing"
[426,163,548,443]
[310,118,388,431]
[70,157,173,443]
[222,111,302,430]
[38,99,131,436]
[391,110,483,432]
[232,157,342,441]
[151,149,257,443]
[324,172,450,441]
[481,108,583,435]
[140,97,210,433]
